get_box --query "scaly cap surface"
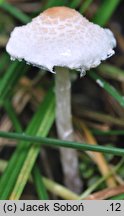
[6,6,116,74]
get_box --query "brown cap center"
[42,6,78,20]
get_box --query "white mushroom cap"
[6,6,116,75]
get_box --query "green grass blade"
[0,89,55,199]
[98,64,124,82]
[3,100,22,132]
[69,0,81,8]
[89,71,124,108]
[0,62,18,98]
[0,107,42,196]
[110,194,124,200]
[32,165,48,200]
[42,177,79,200]
[0,61,28,104]
[79,0,93,14]
[44,0,66,9]
[89,0,124,124]
[0,1,31,23]
[1,130,124,157]
[0,53,9,73]
[8,92,55,200]
[44,0,57,8]
[93,0,122,26]
[0,159,79,200]
[92,129,124,136]
[79,158,124,199]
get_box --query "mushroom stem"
[55,67,82,193]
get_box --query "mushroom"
[6,6,116,193]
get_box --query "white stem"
[55,67,82,193]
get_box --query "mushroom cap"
[6,6,116,74]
